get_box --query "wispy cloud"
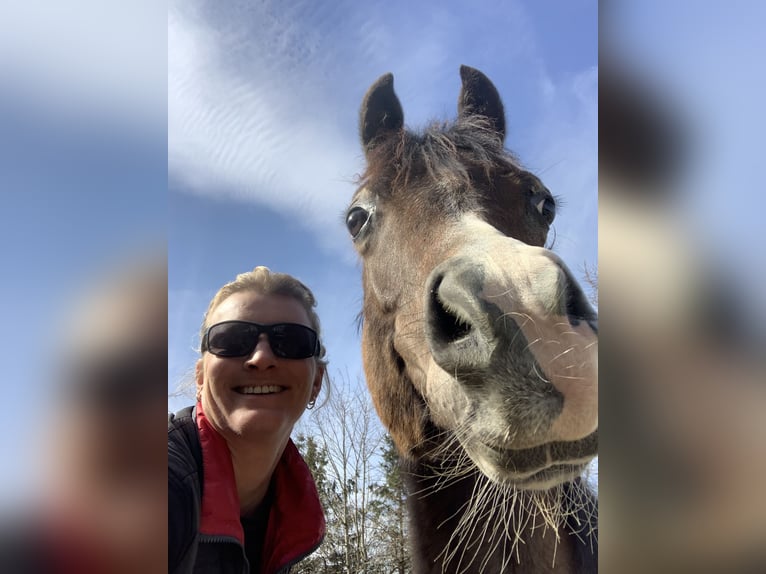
[169,0,596,268]
[169,0,365,257]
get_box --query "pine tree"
[369,434,410,573]
[293,376,411,573]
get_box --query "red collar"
[196,402,326,572]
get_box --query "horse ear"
[458,65,506,142]
[360,73,404,152]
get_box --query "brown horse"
[345,66,598,573]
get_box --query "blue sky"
[0,0,597,499]
[168,0,599,411]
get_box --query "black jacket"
[168,405,325,574]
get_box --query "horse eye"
[346,206,371,238]
[535,196,556,224]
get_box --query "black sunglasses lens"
[205,322,318,359]
[268,324,317,359]
[207,323,258,357]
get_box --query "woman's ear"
[312,364,325,399]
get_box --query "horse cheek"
[362,321,427,458]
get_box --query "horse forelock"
[357,115,521,202]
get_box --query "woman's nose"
[244,335,277,369]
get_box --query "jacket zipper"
[199,535,250,573]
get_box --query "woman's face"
[196,291,323,444]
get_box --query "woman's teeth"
[237,385,284,395]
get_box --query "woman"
[169,267,327,574]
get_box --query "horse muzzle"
[423,221,598,446]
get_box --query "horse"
[344,66,598,573]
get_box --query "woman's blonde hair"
[200,266,328,369]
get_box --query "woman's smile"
[234,385,286,395]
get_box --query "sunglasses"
[201,320,320,359]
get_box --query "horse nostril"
[430,278,472,343]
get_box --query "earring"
[306,398,316,410]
